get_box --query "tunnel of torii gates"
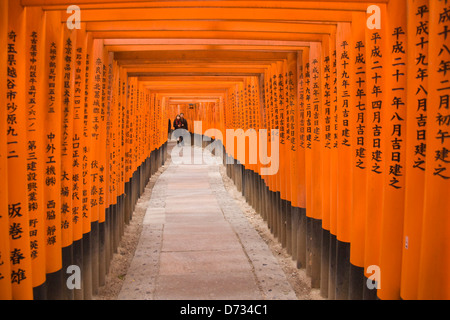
[0,0,449,301]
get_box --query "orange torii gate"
[0,0,449,301]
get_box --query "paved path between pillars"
[118,144,297,300]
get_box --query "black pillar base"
[328,233,337,300]
[290,206,300,263]
[46,268,64,300]
[62,244,74,300]
[32,281,47,300]
[82,232,92,300]
[320,229,330,298]
[335,240,350,300]
[349,263,365,300]
[297,208,307,270]
[72,238,83,300]
[310,218,322,288]
[363,276,379,300]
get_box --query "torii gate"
[0,0,448,301]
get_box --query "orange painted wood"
[0,0,12,300]
[72,26,87,241]
[60,24,76,250]
[329,37,338,237]
[276,60,287,201]
[25,6,47,288]
[6,0,34,299]
[297,49,307,210]
[349,11,367,268]
[43,9,63,275]
[310,42,323,221]
[378,0,408,300]
[303,49,313,218]
[321,35,333,232]
[22,0,378,10]
[336,22,353,243]
[288,52,301,209]
[418,0,450,300]
[57,7,354,23]
[363,3,389,281]
[401,0,429,301]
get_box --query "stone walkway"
[118,144,297,300]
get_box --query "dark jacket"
[180,118,188,131]
[174,118,183,130]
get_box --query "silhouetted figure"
[173,114,183,145]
